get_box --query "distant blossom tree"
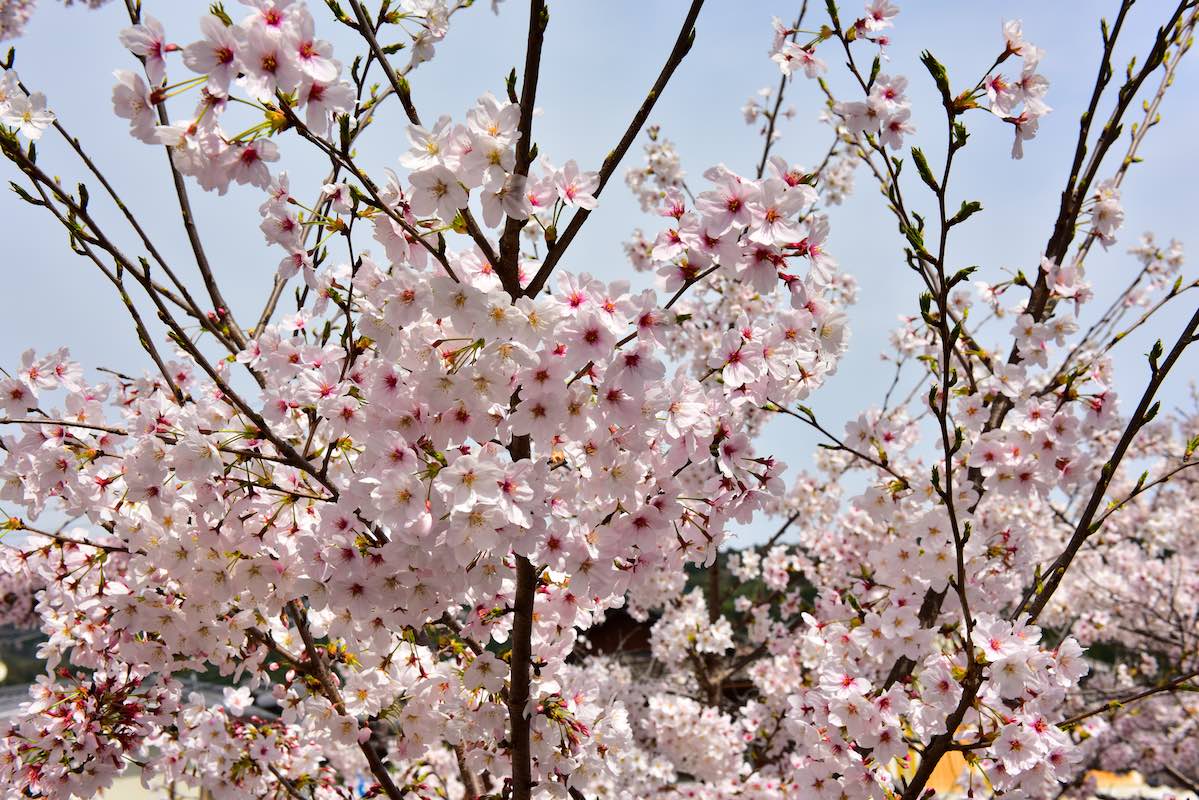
[0,0,112,41]
[0,0,1197,799]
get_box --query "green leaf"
[952,121,969,148]
[323,0,350,24]
[1184,435,1199,461]
[209,2,233,25]
[911,147,939,193]
[9,181,42,206]
[1148,338,1163,372]
[506,68,518,103]
[902,224,925,253]
[919,50,952,108]
[949,266,979,286]
[824,0,841,29]
[948,200,982,226]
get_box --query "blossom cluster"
[0,68,54,140]
[0,2,844,796]
[0,543,41,628]
[109,6,350,194]
[1,0,1196,798]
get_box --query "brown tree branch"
[522,0,705,298]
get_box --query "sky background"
[2,0,1197,545]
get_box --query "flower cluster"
[0,543,41,628]
[0,2,836,795]
[109,6,352,193]
[1,1,1196,799]
[987,20,1052,158]
[623,125,684,213]
[0,668,177,797]
[0,69,54,140]
[156,694,364,800]
[623,144,852,428]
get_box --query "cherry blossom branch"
[344,0,499,268]
[1017,304,1199,622]
[244,627,309,675]
[7,522,126,554]
[121,0,248,350]
[1040,276,1199,399]
[755,2,808,179]
[904,301,1199,800]
[257,9,405,332]
[1097,276,1198,352]
[109,268,186,402]
[155,106,247,349]
[879,6,1197,747]
[1034,14,1197,395]
[507,552,537,800]
[817,48,990,385]
[763,510,802,550]
[522,0,705,297]
[564,264,718,385]
[25,98,241,354]
[276,101,460,283]
[1164,766,1199,796]
[720,609,808,682]
[924,77,978,668]
[266,764,309,800]
[1056,667,1199,729]
[988,0,1195,433]
[482,11,550,795]
[285,600,406,800]
[0,417,124,436]
[495,0,548,296]
[1070,10,1196,270]
[664,264,719,309]
[453,743,483,800]
[438,612,484,655]
[1043,261,1165,387]
[1071,459,1199,559]
[4,144,342,500]
[0,417,338,496]
[2,153,227,362]
[899,659,984,800]
[768,401,910,487]
[346,0,421,126]
[1035,0,1135,275]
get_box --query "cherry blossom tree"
[0,0,111,41]
[0,1,1196,799]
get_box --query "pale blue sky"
[3,1,1197,544]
